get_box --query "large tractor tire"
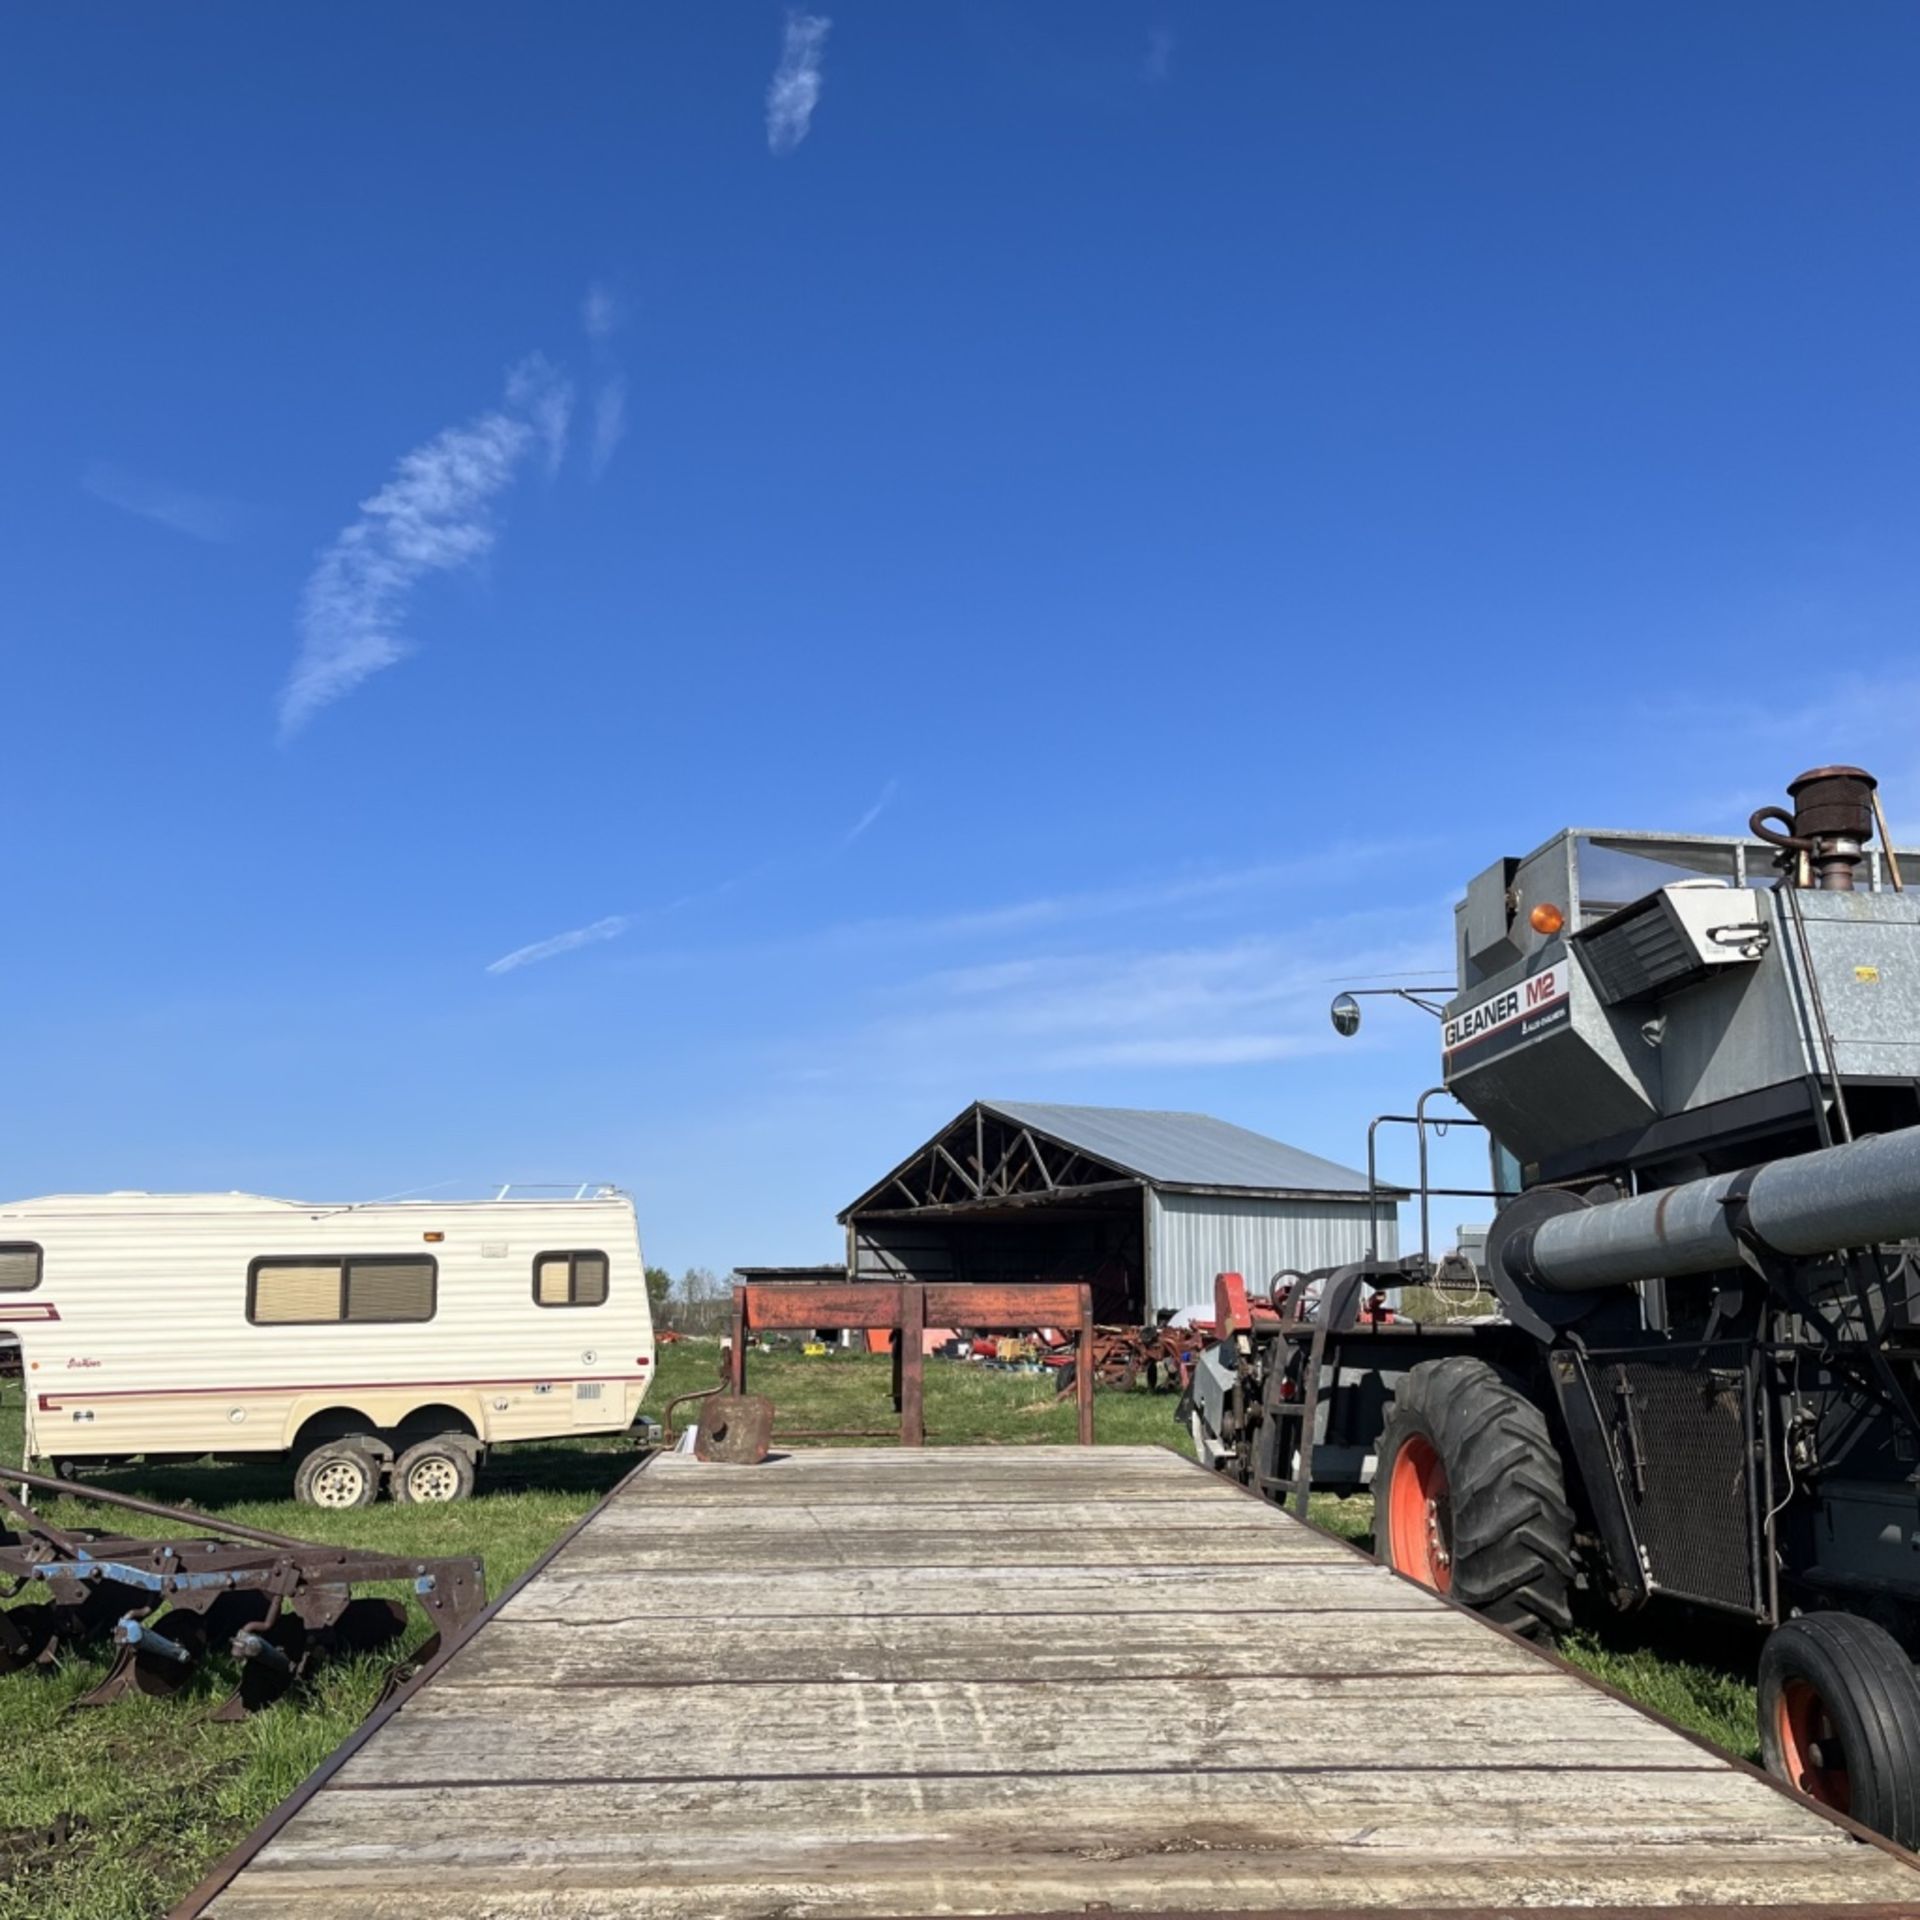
[1758,1612,1920,1846]
[1374,1356,1575,1642]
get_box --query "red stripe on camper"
[38,1366,651,1410]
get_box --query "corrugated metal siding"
[850,1223,955,1284]
[1146,1191,1397,1318]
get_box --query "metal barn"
[840,1100,1400,1323]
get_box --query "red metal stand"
[728,1279,1096,1446]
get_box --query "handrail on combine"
[1365,1086,1501,1269]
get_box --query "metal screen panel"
[344,1258,435,1324]
[251,1262,342,1324]
[1594,1348,1759,1613]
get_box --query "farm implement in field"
[0,1464,484,1716]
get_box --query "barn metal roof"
[981,1100,1383,1196]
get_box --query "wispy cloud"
[812,842,1427,953]
[582,282,620,343]
[847,910,1449,1078]
[278,355,573,739]
[486,914,634,975]
[581,281,629,478]
[1143,27,1175,82]
[590,377,628,479]
[82,463,244,543]
[767,11,831,155]
[843,778,898,847]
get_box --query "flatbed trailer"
[181,1444,1920,1918]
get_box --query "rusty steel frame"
[728,1278,1096,1446]
[0,1465,487,1717]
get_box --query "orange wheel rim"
[1777,1679,1850,1813]
[1387,1434,1452,1593]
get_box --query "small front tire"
[1758,1612,1920,1846]
[294,1438,382,1509]
[393,1436,478,1505]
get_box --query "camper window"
[0,1244,42,1291]
[248,1255,437,1326]
[533,1251,610,1308]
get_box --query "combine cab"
[1188,766,1920,1843]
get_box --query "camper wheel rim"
[310,1457,371,1508]
[405,1454,463,1503]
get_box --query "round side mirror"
[1330,992,1362,1038]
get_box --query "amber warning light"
[1529,902,1565,936]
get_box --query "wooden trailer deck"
[188,1445,1920,1918]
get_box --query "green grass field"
[0,1343,1761,1917]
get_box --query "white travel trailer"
[0,1187,654,1507]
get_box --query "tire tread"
[1374,1358,1574,1641]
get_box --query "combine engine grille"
[1592,1348,1761,1614]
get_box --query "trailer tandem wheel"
[1374,1356,1575,1642]
[293,1437,383,1509]
[393,1435,479,1504]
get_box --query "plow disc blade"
[72,1591,268,1710]
[1,1464,489,1724]
[330,1596,408,1656]
[41,1581,155,1671]
[211,1613,310,1721]
[0,1602,57,1675]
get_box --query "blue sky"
[5,4,1918,1273]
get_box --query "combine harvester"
[1189,764,1920,1843]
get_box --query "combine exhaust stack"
[0,1466,485,1716]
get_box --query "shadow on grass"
[62,1437,642,1517]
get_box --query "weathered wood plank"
[212,1769,1920,1918]
[644,1444,1191,1468]
[338,1672,1697,1786]
[441,1603,1541,1688]
[614,1460,1221,1497]
[610,1477,1253,1507]
[589,1499,1296,1535]
[491,1561,1437,1620]
[554,1528,1351,1572]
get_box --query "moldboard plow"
[0,1465,484,1716]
